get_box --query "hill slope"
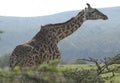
[0,7,120,62]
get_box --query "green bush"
[74,59,87,64]
[0,54,10,68]
[63,68,105,83]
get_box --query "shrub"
[0,54,10,68]
[63,68,105,83]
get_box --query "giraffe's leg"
[9,44,34,69]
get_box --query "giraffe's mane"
[41,9,84,30]
[41,17,75,29]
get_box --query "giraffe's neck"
[57,10,85,40]
[36,10,85,43]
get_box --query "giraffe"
[9,3,108,68]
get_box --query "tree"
[79,54,120,76]
[0,30,3,33]
[74,59,87,64]
[111,54,120,64]
[0,30,3,40]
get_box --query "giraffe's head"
[84,3,108,20]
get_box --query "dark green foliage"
[111,54,120,64]
[0,30,3,40]
[60,60,68,64]
[63,68,105,83]
[20,74,49,83]
[0,30,3,33]
[74,59,87,64]
[0,53,10,68]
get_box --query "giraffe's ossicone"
[9,3,108,68]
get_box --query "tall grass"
[0,60,119,83]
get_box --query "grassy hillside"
[0,7,120,61]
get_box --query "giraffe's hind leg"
[9,44,34,68]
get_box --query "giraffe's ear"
[86,3,92,9]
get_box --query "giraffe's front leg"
[50,48,61,65]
